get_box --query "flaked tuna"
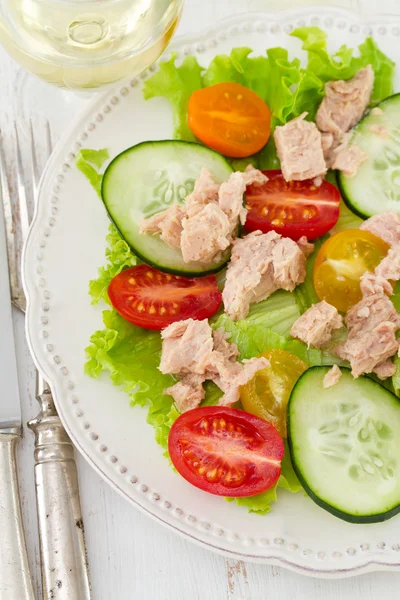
[159,319,215,376]
[222,230,307,321]
[140,166,267,266]
[360,211,400,247]
[297,236,315,258]
[323,365,342,389]
[360,271,393,297]
[180,203,231,264]
[165,374,206,413]
[185,168,220,213]
[139,205,185,250]
[290,301,343,348]
[376,248,400,281]
[215,357,270,406]
[328,138,367,177]
[316,66,374,138]
[335,273,400,378]
[274,112,326,182]
[316,66,374,173]
[160,318,268,412]
[361,212,400,286]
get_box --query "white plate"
[23,6,400,578]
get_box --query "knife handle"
[0,431,35,599]
[28,389,91,600]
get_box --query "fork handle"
[0,431,35,599]
[28,389,91,600]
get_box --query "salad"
[78,27,400,523]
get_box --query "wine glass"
[0,0,183,90]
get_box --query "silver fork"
[1,121,91,600]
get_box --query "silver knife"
[0,170,35,598]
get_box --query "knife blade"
[0,182,21,431]
[0,143,35,598]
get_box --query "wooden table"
[2,0,400,597]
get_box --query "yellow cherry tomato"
[313,229,390,313]
[240,349,307,437]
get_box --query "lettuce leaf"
[294,237,326,314]
[85,308,177,449]
[142,54,203,142]
[291,27,395,104]
[143,45,324,153]
[75,148,109,197]
[213,300,344,368]
[89,224,138,304]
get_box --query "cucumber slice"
[101,140,234,276]
[288,367,400,523]
[338,93,400,218]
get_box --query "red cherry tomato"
[245,170,341,240]
[168,406,284,497]
[108,265,222,330]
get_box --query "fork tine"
[0,127,19,298]
[29,119,40,201]
[14,122,30,243]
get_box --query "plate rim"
[22,5,400,578]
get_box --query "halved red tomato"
[188,82,271,158]
[168,406,284,497]
[245,170,341,240]
[108,265,222,330]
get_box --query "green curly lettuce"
[88,225,138,304]
[291,27,395,104]
[75,148,109,197]
[142,54,203,142]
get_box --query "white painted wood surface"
[3,0,400,598]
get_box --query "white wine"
[0,0,183,89]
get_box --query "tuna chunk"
[159,319,214,376]
[361,213,400,285]
[290,301,343,348]
[139,205,185,250]
[374,360,396,380]
[316,66,374,138]
[215,357,270,406]
[223,231,307,321]
[375,248,400,282]
[141,166,267,266]
[328,138,367,177]
[165,374,206,413]
[274,112,327,182]
[335,274,400,378]
[180,203,231,264]
[160,319,267,411]
[218,172,248,229]
[212,328,240,362]
[242,164,269,187]
[297,236,315,258]
[360,212,400,247]
[185,168,220,213]
[317,67,374,172]
[360,271,393,297]
[323,365,342,389]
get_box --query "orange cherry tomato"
[188,82,271,158]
